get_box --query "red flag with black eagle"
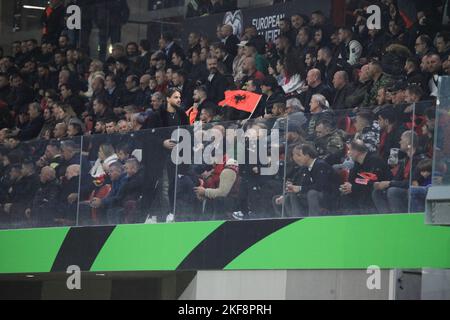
[355,172,379,185]
[218,90,262,114]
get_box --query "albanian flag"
[355,172,379,186]
[219,90,262,114]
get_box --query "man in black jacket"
[92,97,116,130]
[95,0,130,60]
[205,57,228,104]
[340,140,391,214]
[213,43,234,75]
[36,64,58,94]
[172,70,194,111]
[121,75,140,107]
[299,69,334,113]
[274,144,339,217]
[16,103,44,141]
[105,73,123,110]
[58,164,80,225]
[0,73,11,103]
[221,24,239,58]
[332,71,354,110]
[160,32,183,69]
[317,47,345,88]
[41,0,66,45]
[261,76,285,115]
[60,83,86,118]
[189,49,208,84]
[8,74,35,114]
[377,108,407,163]
[28,166,61,227]
[108,158,145,223]
[4,161,40,227]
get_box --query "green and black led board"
[1,213,450,274]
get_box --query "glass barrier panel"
[0,98,440,230]
[173,117,287,222]
[407,101,436,213]
[76,127,175,226]
[434,77,450,187]
[284,109,352,217]
[0,136,82,230]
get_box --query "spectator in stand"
[152,70,167,95]
[172,70,194,110]
[92,98,116,129]
[435,32,450,59]
[273,143,339,217]
[354,111,380,153]
[300,69,334,112]
[105,120,118,135]
[151,92,165,112]
[410,158,433,212]
[339,139,391,214]
[160,32,183,69]
[2,103,44,142]
[244,43,269,75]
[220,24,239,58]
[279,53,305,95]
[279,18,297,45]
[41,0,66,46]
[28,166,60,227]
[104,73,123,111]
[377,108,407,163]
[372,130,426,213]
[306,94,334,138]
[190,49,208,84]
[60,83,85,118]
[404,57,428,91]
[232,41,247,83]
[305,51,317,74]
[8,73,35,114]
[186,86,218,124]
[426,53,443,97]
[261,76,285,115]
[241,57,265,86]
[290,13,308,32]
[205,57,227,103]
[89,161,127,224]
[121,75,140,107]
[295,26,312,58]
[337,27,363,66]
[314,119,345,166]
[362,61,394,108]
[345,64,372,109]
[331,71,354,110]
[53,122,67,140]
[415,34,434,59]
[172,48,193,75]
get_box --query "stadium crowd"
[0,0,449,228]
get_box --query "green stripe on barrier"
[0,227,70,274]
[225,214,450,269]
[90,221,224,272]
[1,214,450,274]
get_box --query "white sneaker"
[232,211,245,220]
[145,215,158,224]
[166,213,175,223]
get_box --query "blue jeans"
[372,187,408,213]
[409,186,429,213]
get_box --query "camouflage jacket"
[354,121,381,153]
[362,73,394,108]
[315,129,346,164]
